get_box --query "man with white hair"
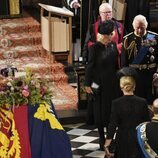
[121,14,158,105]
[82,2,124,63]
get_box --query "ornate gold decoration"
[139,122,158,158]
[0,107,21,158]
[34,102,64,130]
[152,115,158,121]
[123,38,137,59]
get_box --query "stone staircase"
[0,16,78,111]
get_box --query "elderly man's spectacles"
[101,11,112,14]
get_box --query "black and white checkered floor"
[63,123,106,158]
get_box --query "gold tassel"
[9,0,20,15]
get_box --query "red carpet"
[0,16,78,111]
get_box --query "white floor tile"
[71,136,98,143]
[67,128,91,136]
[86,150,105,158]
[73,155,82,158]
[71,148,76,151]
[78,143,100,151]
[63,123,85,129]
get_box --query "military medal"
[150,55,155,62]
[149,47,154,53]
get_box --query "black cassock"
[125,0,150,33]
[81,0,101,49]
[69,0,101,50]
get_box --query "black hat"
[98,20,114,35]
[117,67,138,81]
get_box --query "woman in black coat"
[85,20,119,150]
[104,68,150,158]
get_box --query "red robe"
[88,18,124,55]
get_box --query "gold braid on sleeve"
[123,38,138,59]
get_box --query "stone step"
[32,74,61,83]
[0,17,40,35]
[0,32,42,48]
[0,45,44,59]
[49,82,78,111]
[0,56,68,82]
[32,71,68,83]
[51,62,65,73]
[0,56,49,70]
[0,16,78,111]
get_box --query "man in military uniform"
[121,14,158,105]
[137,98,158,157]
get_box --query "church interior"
[0,0,158,157]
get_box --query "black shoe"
[99,138,105,151]
[99,145,105,151]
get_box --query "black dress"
[107,95,150,158]
[85,41,119,127]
